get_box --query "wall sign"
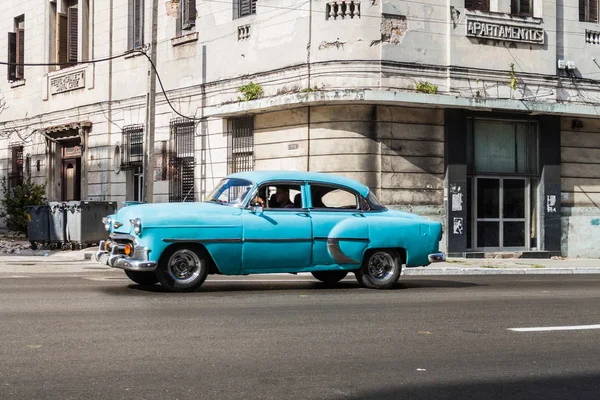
[466,18,544,45]
[50,70,86,95]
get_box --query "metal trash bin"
[65,201,117,249]
[48,201,67,246]
[25,205,50,250]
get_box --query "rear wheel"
[124,270,158,285]
[155,245,209,292]
[355,249,402,289]
[311,271,348,284]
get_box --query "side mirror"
[250,203,263,214]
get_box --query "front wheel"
[311,271,348,284]
[355,249,402,289]
[124,270,159,285]
[155,245,209,292]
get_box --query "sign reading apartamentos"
[466,18,544,45]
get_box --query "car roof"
[228,171,370,197]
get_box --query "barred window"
[169,118,196,202]
[121,124,144,170]
[9,144,24,189]
[227,116,254,174]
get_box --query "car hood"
[111,202,241,234]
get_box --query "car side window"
[310,184,358,210]
[253,183,303,210]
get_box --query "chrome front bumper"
[428,252,446,263]
[95,240,157,272]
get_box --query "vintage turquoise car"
[96,171,445,291]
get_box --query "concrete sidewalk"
[0,247,599,275]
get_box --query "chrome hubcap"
[367,252,395,281]
[167,249,202,283]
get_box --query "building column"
[538,116,561,254]
[444,109,468,256]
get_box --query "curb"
[403,268,600,275]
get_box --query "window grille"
[8,144,24,189]
[227,116,254,174]
[121,124,144,169]
[169,118,196,202]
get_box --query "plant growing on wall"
[415,81,438,94]
[238,82,264,101]
[0,177,47,235]
[0,90,7,115]
[509,63,518,91]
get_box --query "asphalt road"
[0,272,599,400]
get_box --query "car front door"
[241,181,312,273]
[308,183,369,268]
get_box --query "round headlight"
[130,218,142,235]
[102,217,111,232]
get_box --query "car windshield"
[205,178,254,206]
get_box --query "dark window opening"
[8,144,24,189]
[128,0,144,50]
[177,0,196,36]
[511,0,532,16]
[227,116,254,174]
[169,118,196,202]
[580,0,599,22]
[7,15,25,81]
[465,0,490,12]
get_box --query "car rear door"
[308,183,369,268]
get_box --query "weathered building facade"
[1,0,600,257]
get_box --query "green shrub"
[0,177,47,235]
[238,82,264,101]
[415,81,438,94]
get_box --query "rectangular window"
[580,0,599,22]
[227,116,254,174]
[128,0,144,50]
[169,118,196,202]
[177,0,196,36]
[511,0,532,16]
[121,124,144,169]
[56,0,87,67]
[9,144,24,189]
[464,0,490,12]
[234,0,257,19]
[7,16,25,81]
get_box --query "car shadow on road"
[336,373,600,400]
[99,277,483,295]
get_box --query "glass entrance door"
[475,177,527,250]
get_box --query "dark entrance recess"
[445,110,561,256]
[62,142,82,201]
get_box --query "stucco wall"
[253,104,446,251]
[561,117,600,258]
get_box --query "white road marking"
[508,324,600,332]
